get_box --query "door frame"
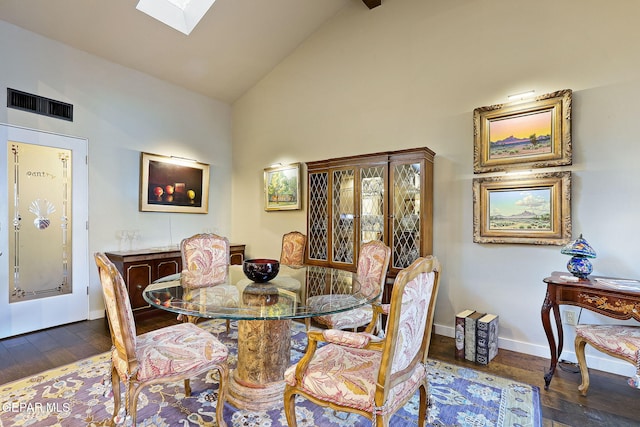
[0,123,89,338]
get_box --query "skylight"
[167,0,191,10]
[136,0,216,35]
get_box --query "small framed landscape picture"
[264,163,301,211]
[140,152,209,214]
[473,171,571,245]
[473,89,572,173]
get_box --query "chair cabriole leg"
[418,382,428,427]
[128,383,142,426]
[283,387,298,427]
[216,364,229,427]
[110,367,121,426]
[574,335,590,396]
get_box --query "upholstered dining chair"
[180,232,237,330]
[574,324,640,395]
[181,232,230,289]
[95,252,229,427]
[308,239,391,333]
[284,255,440,427]
[280,231,307,267]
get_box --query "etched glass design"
[332,169,355,264]
[9,142,72,302]
[392,163,421,269]
[305,266,354,298]
[360,166,385,245]
[308,172,328,261]
[305,266,327,298]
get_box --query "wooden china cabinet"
[305,147,434,300]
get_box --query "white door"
[0,124,89,338]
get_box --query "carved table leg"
[541,287,562,389]
[227,319,292,410]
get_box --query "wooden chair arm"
[364,303,389,335]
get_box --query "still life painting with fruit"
[140,152,210,213]
[147,160,202,206]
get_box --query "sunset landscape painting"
[473,89,571,173]
[488,110,553,160]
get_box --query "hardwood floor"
[1,312,639,426]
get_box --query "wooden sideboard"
[105,244,245,316]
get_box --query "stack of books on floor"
[455,309,499,365]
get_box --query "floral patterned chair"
[181,232,230,289]
[574,324,640,395]
[95,252,229,427]
[308,239,391,333]
[280,231,307,267]
[284,256,440,427]
[180,233,238,330]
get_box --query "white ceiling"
[0,0,353,104]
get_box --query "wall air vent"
[7,88,73,122]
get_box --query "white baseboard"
[434,323,635,378]
[89,309,105,321]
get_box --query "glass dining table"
[143,264,379,411]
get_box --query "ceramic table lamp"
[561,234,596,279]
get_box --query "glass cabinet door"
[331,168,355,265]
[390,161,421,270]
[359,166,386,245]
[308,171,329,262]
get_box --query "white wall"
[232,0,640,376]
[0,20,233,318]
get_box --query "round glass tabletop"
[143,264,380,321]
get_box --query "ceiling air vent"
[7,88,73,121]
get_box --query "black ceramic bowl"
[243,258,280,283]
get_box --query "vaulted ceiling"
[0,0,380,104]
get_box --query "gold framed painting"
[264,163,301,211]
[139,152,209,213]
[473,89,572,173]
[473,171,571,245]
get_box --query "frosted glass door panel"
[9,142,72,302]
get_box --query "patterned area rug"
[0,320,541,426]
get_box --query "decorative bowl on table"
[243,258,280,283]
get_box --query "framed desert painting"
[473,89,572,173]
[140,152,209,213]
[473,171,571,245]
[264,163,301,211]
